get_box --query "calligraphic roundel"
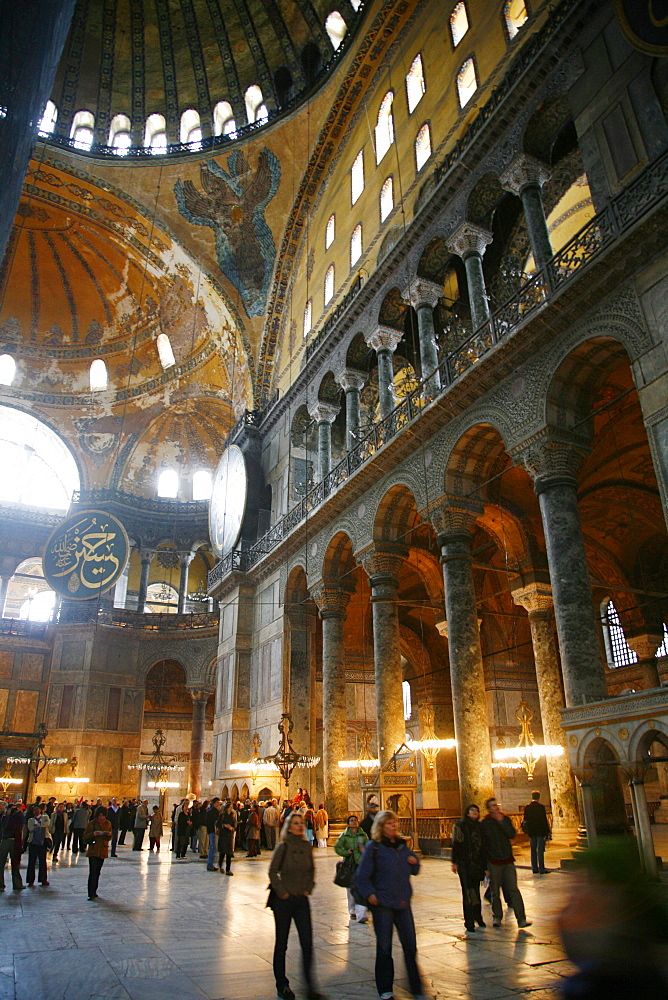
[43,509,130,600]
[209,445,247,558]
[615,0,668,55]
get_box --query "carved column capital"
[446,221,493,259]
[178,551,195,567]
[187,686,213,703]
[512,581,554,617]
[308,400,340,424]
[365,325,403,353]
[510,427,590,494]
[285,603,318,630]
[403,278,442,311]
[335,367,367,393]
[310,579,355,619]
[357,544,407,590]
[499,154,551,196]
[427,497,484,543]
[140,549,156,564]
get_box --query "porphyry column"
[404,279,442,396]
[309,401,340,483]
[512,581,579,830]
[177,552,194,614]
[500,154,553,272]
[187,688,212,797]
[136,551,154,612]
[447,222,493,332]
[335,368,367,451]
[365,326,403,420]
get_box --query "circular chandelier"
[406,708,457,771]
[492,700,564,780]
[230,733,280,779]
[0,762,23,794]
[54,755,90,791]
[255,714,319,789]
[7,723,68,781]
[128,729,185,788]
[338,730,380,771]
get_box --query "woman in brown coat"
[83,805,112,901]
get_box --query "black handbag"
[334,853,356,888]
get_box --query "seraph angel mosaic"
[174,149,280,318]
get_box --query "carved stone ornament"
[426,497,484,541]
[310,579,355,619]
[308,400,340,424]
[446,221,494,259]
[499,154,551,196]
[335,367,367,393]
[510,426,590,487]
[357,545,407,587]
[402,278,442,311]
[364,325,404,353]
[512,581,554,616]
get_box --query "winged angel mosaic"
[174,149,280,318]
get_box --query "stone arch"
[444,421,511,499]
[523,93,573,164]
[143,658,191,715]
[317,370,342,405]
[373,483,421,545]
[581,734,628,834]
[231,783,239,802]
[466,171,506,228]
[378,287,406,330]
[417,237,455,284]
[477,503,533,569]
[630,723,668,766]
[285,563,309,608]
[321,530,356,584]
[546,336,637,434]
[345,332,372,370]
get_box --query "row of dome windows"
[157,467,212,501]
[37,7,361,153]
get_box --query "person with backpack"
[26,803,50,887]
[355,809,424,1000]
[335,815,369,923]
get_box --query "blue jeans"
[370,904,422,998]
[530,835,547,872]
[207,832,217,868]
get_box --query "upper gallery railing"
[71,489,208,518]
[208,142,668,591]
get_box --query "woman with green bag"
[335,814,369,923]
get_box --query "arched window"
[351,148,364,205]
[145,581,179,613]
[457,57,478,108]
[0,405,80,510]
[415,122,432,171]
[325,11,347,50]
[504,0,529,40]
[180,108,202,146]
[303,299,312,338]
[0,354,16,386]
[156,333,175,369]
[3,557,56,622]
[375,91,394,164]
[326,213,335,250]
[70,110,95,150]
[89,359,108,392]
[350,223,362,267]
[157,468,179,498]
[380,176,393,222]
[144,113,167,152]
[245,85,266,124]
[324,264,335,305]
[450,2,469,47]
[213,100,236,137]
[350,0,362,9]
[192,469,213,501]
[38,100,58,135]
[402,680,412,721]
[108,113,132,154]
[405,54,425,114]
[657,624,668,658]
[601,599,638,668]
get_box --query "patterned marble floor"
[0,838,578,1000]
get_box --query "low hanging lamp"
[54,755,90,793]
[492,699,564,780]
[406,707,457,771]
[0,762,23,794]
[338,729,380,771]
[255,713,319,791]
[230,733,280,780]
[7,723,68,782]
[127,729,185,789]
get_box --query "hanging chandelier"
[255,713,319,789]
[0,762,23,794]
[406,707,457,770]
[338,729,380,771]
[230,733,279,779]
[128,729,185,789]
[54,755,90,792]
[7,723,68,781]
[492,700,564,780]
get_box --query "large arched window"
[0,354,16,386]
[213,100,236,137]
[325,11,347,50]
[145,581,179,614]
[157,468,179,498]
[90,359,108,391]
[657,624,668,658]
[326,213,335,250]
[504,0,529,40]
[245,85,267,124]
[601,599,638,668]
[402,680,412,721]
[380,176,393,222]
[108,114,132,154]
[375,91,395,164]
[405,54,425,114]
[70,110,95,150]
[303,299,312,338]
[180,108,202,146]
[450,2,469,47]
[324,264,335,306]
[192,469,213,501]
[38,100,58,135]
[351,148,364,205]
[3,557,56,622]
[457,57,478,108]
[415,122,432,171]
[156,333,175,369]
[144,113,167,152]
[0,405,80,510]
[350,223,362,267]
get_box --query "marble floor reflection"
[0,839,577,1000]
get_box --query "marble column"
[335,368,366,451]
[187,688,211,797]
[285,603,316,766]
[365,326,403,420]
[311,581,354,820]
[308,401,339,483]
[177,552,194,614]
[359,547,407,765]
[0,574,10,617]
[404,279,441,396]
[630,777,657,877]
[578,777,598,847]
[626,632,662,689]
[512,582,579,830]
[514,431,608,706]
[136,552,153,612]
[500,155,553,272]
[430,503,494,807]
[447,222,493,332]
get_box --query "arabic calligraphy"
[44,510,129,600]
[616,0,668,54]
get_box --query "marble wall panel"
[121,687,144,731]
[85,685,107,729]
[0,650,14,678]
[0,687,8,728]
[12,689,39,732]
[96,746,122,785]
[20,652,44,681]
[60,639,86,671]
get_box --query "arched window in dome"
[324,264,335,306]
[108,113,132,154]
[375,91,394,165]
[70,110,95,150]
[325,11,347,50]
[192,469,213,501]
[405,54,425,114]
[144,113,167,152]
[245,86,267,125]
[157,468,179,498]
[504,0,529,40]
[38,100,58,135]
[415,122,432,171]
[90,359,108,392]
[326,213,335,250]
[145,581,179,613]
[0,354,16,386]
[457,57,478,108]
[380,176,393,222]
[213,101,236,137]
[350,223,362,267]
[156,333,175,369]
[450,2,469,47]
[3,557,56,622]
[601,599,638,668]
[180,108,202,147]
[351,148,364,205]
[303,299,312,338]
[0,405,80,511]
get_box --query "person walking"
[481,798,531,929]
[149,805,163,852]
[218,800,237,874]
[263,799,279,850]
[49,801,69,863]
[83,805,112,900]
[303,803,316,847]
[522,791,551,874]
[206,797,221,870]
[175,802,192,859]
[315,804,328,849]
[65,801,74,850]
[355,809,424,1000]
[246,802,261,857]
[26,804,50,887]
[0,804,25,891]
[268,811,326,1000]
[133,799,149,851]
[359,800,379,838]
[198,799,209,859]
[71,800,90,854]
[107,798,121,857]
[335,814,369,922]
[451,804,487,932]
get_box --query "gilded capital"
[510,427,590,489]
[308,400,340,424]
[427,497,484,541]
[310,579,354,619]
[512,581,554,616]
[335,367,367,393]
[499,154,551,196]
[403,278,442,311]
[357,544,407,588]
[446,221,493,259]
[365,325,403,353]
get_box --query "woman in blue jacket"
[355,809,424,1000]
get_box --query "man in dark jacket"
[206,797,221,870]
[522,791,551,874]
[359,800,379,838]
[481,798,531,928]
[107,798,120,857]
